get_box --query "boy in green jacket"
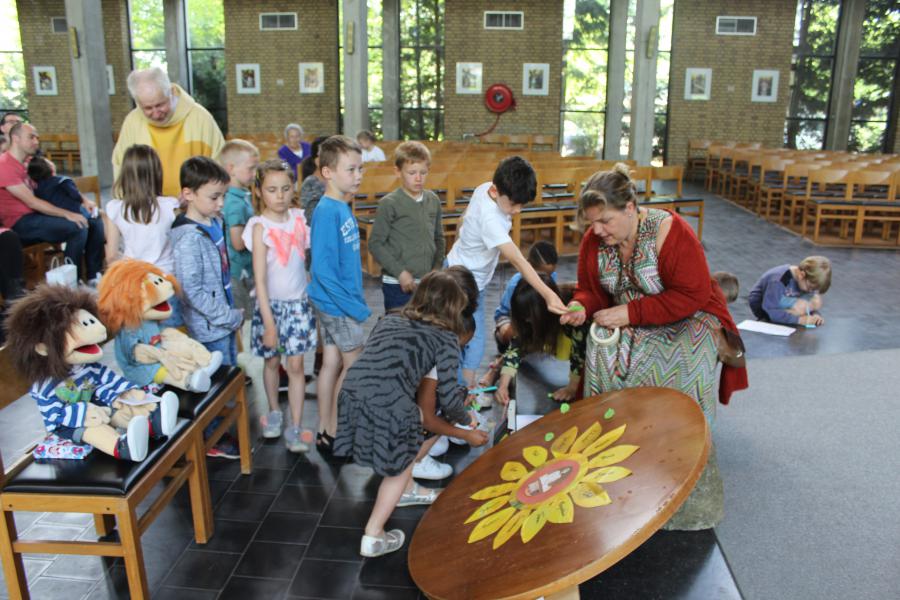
[368,141,445,311]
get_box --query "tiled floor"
[3,181,897,599]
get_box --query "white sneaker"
[449,423,470,445]
[428,436,449,457]
[412,455,453,480]
[360,529,405,557]
[261,410,283,438]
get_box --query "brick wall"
[667,0,794,166]
[443,0,563,144]
[17,0,132,135]
[223,0,339,138]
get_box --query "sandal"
[397,483,441,507]
[316,431,335,453]
[360,529,405,557]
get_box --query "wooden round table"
[409,387,710,600]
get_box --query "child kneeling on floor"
[333,271,481,557]
[748,256,830,327]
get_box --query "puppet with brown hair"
[97,260,222,393]
[4,285,179,462]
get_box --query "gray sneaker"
[261,410,283,439]
[284,426,309,453]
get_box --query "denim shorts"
[316,309,365,352]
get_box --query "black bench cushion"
[3,418,191,496]
[172,366,242,420]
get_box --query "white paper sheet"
[737,319,796,337]
[516,414,542,430]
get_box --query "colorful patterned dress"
[584,208,723,529]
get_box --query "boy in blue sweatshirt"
[308,135,370,452]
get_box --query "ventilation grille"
[716,16,757,36]
[484,11,524,30]
[51,16,67,33]
[259,12,297,31]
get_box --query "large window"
[399,0,444,140]
[653,0,673,165]
[128,0,167,71]
[0,0,26,120]
[561,0,610,157]
[849,0,899,152]
[367,1,384,136]
[785,0,840,150]
[186,0,226,133]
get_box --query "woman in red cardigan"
[560,164,748,530]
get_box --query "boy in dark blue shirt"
[27,156,96,216]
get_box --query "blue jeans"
[203,333,237,366]
[13,208,104,281]
[459,288,487,381]
[382,282,413,311]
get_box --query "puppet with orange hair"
[98,260,222,393]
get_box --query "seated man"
[0,123,104,284]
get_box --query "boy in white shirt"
[446,156,566,386]
[356,130,386,163]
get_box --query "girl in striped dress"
[334,270,472,558]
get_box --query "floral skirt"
[251,297,317,359]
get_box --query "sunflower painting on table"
[465,421,639,550]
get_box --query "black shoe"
[316,431,335,454]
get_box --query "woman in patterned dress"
[560,164,748,530]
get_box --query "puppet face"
[142,273,175,321]
[63,309,107,364]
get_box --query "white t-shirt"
[106,196,180,274]
[446,182,513,290]
[241,208,310,301]
[425,366,437,380]
[361,146,386,163]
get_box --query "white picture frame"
[298,62,324,94]
[684,68,711,101]
[751,69,779,103]
[236,63,260,94]
[33,66,58,96]
[106,65,115,95]
[456,62,482,95]
[522,63,549,96]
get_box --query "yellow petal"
[570,482,612,508]
[570,421,603,454]
[500,461,529,481]
[587,444,640,468]
[464,495,511,524]
[520,505,549,543]
[583,466,633,484]
[471,482,519,500]
[522,445,548,468]
[468,507,517,544]
[492,508,531,549]
[582,424,627,456]
[550,426,579,457]
[546,494,575,524]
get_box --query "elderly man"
[0,123,104,283]
[112,67,224,196]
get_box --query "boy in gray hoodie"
[171,156,244,365]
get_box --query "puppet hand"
[84,404,111,427]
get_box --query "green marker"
[567,305,585,312]
[604,408,615,420]
[544,432,555,442]
[560,403,571,414]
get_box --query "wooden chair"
[0,346,220,599]
[686,139,710,182]
[784,168,850,231]
[629,166,653,200]
[767,163,823,224]
[651,165,684,198]
[530,134,557,152]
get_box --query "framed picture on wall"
[106,65,115,95]
[684,68,711,101]
[456,62,482,95]
[299,62,324,94]
[751,69,779,102]
[33,66,58,96]
[522,63,549,96]
[236,63,260,94]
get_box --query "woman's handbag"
[584,324,621,396]
[45,256,77,288]
[713,327,746,368]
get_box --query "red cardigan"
[572,211,748,404]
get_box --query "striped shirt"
[30,363,138,431]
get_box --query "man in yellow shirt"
[112,68,224,197]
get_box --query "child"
[307,135,370,452]
[368,141,444,311]
[300,136,329,235]
[103,145,182,324]
[494,240,558,353]
[217,139,260,319]
[495,274,587,405]
[28,156,96,217]
[333,271,481,557]
[356,129,386,163]
[242,159,316,452]
[712,271,739,304]
[170,156,244,365]
[748,256,830,326]
[446,156,567,386]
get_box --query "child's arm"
[173,235,243,330]
[416,377,486,445]
[760,278,801,325]
[497,241,566,314]
[311,209,370,322]
[103,216,121,265]
[229,225,247,252]
[367,200,405,280]
[251,223,278,348]
[432,199,445,270]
